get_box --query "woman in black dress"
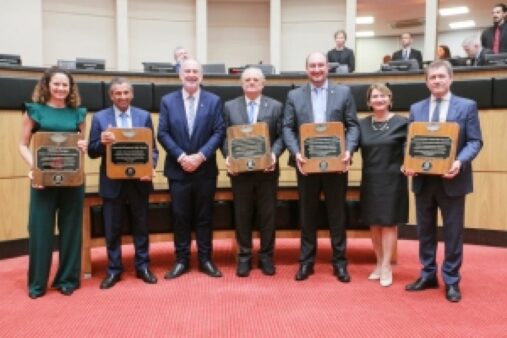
[327,30,355,72]
[358,83,408,287]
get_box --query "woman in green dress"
[18,67,87,299]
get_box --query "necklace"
[371,117,390,131]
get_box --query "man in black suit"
[283,52,360,282]
[481,3,507,53]
[222,67,285,277]
[462,36,492,66]
[158,59,226,279]
[392,32,423,69]
[327,30,355,72]
[88,77,159,289]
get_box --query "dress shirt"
[311,81,328,123]
[114,105,132,128]
[244,96,261,124]
[429,92,451,122]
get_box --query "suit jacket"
[157,89,225,180]
[409,95,483,196]
[327,47,355,72]
[283,83,360,166]
[222,95,285,173]
[88,106,159,199]
[471,48,493,66]
[481,23,507,53]
[392,48,423,69]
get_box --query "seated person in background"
[173,46,189,73]
[437,45,452,60]
[392,32,423,69]
[327,30,355,72]
[462,36,492,66]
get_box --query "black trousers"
[169,177,216,264]
[103,181,150,275]
[230,172,278,263]
[297,172,348,266]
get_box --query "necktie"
[247,101,256,124]
[431,99,442,122]
[494,26,501,54]
[313,87,326,123]
[187,96,195,136]
[403,50,409,60]
[120,112,128,128]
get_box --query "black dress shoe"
[199,260,223,278]
[59,287,77,296]
[136,268,157,284]
[28,291,45,299]
[164,262,189,280]
[333,265,351,283]
[236,261,251,277]
[258,259,276,276]
[100,273,121,289]
[445,284,462,303]
[295,264,314,281]
[405,277,439,291]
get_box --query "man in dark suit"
[404,60,483,303]
[88,77,159,289]
[222,67,284,277]
[462,36,492,66]
[392,32,423,69]
[158,58,226,279]
[481,3,507,53]
[326,30,355,72]
[283,52,360,282]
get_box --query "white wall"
[0,0,43,66]
[128,0,195,71]
[281,0,346,71]
[208,1,270,69]
[42,0,116,68]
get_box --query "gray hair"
[240,67,265,82]
[425,60,453,78]
[462,36,481,48]
[109,77,133,93]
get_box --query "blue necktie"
[247,101,256,124]
[431,99,442,122]
[120,112,129,128]
[187,96,195,136]
[313,87,326,123]
[403,50,409,60]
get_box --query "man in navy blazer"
[392,32,423,69]
[283,52,360,282]
[158,59,226,279]
[404,60,483,302]
[88,77,159,289]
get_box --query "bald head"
[305,52,329,87]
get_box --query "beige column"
[196,0,207,63]
[270,0,281,73]
[115,0,129,71]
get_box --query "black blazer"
[392,48,423,69]
[471,48,493,66]
[327,47,355,72]
[481,23,507,53]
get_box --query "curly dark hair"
[32,66,81,108]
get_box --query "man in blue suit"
[158,59,226,279]
[404,60,483,302]
[88,77,159,289]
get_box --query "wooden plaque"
[106,127,153,179]
[227,122,272,173]
[300,122,346,173]
[32,132,84,186]
[404,122,460,175]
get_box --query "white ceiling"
[357,0,500,36]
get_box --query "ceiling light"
[439,6,469,16]
[356,16,374,25]
[449,20,476,29]
[356,31,375,37]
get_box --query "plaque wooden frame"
[106,127,153,179]
[227,122,272,173]
[32,132,84,186]
[404,122,460,175]
[299,122,346,173]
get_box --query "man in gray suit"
[222,67,285,277]
[283,52,360,282]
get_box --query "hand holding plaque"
[299,122,346,173]
[32,132,84,186]
[404,122,459,175]
[106,127,153,179]
[227,122,272,173]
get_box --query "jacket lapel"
[446,95,459,121]
[325,85,335,121]
[302,84,313,123]
[107,107,116,127]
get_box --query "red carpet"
[0,238,506,337]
